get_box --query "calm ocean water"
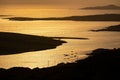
[0,9,120,68]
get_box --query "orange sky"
[0,0,120,9]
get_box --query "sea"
[0,9,120,68]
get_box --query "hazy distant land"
[5,14,120,21]
[0,48,120,80]
[0,15,11,17]
[91,25,120,32]
[81,4,120,10]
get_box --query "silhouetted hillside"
[5,14,120,21]
[91,24,120,32]
[0,32,66,55]
[81,4,120,10]
[0,48,120,80]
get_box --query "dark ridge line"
[81,4,120,10]
[0,48,120,80]
[90,24,120,32]
[4,14,120,21]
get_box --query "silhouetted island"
[5,14,120,21]
[81,4,120,10]
[0,32,66,55]
[0,48,120,80]
[91,24,120,32]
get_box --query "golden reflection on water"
[0,20,120,68]
[0,9,120,68]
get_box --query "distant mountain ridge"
[5,14,120,21]
[81,4,120,10]
[91,25,120,32]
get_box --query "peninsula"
[0,32,66,55]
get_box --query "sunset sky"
[0,0,120,9]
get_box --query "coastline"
[0,32,66,55]
[0,48,120,80]
[0,32,88,55]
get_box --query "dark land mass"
[0,48,120,80]
[0,32,88,55]
[5,14,120,21]
[81,4,120,10]
[0,32,67,55]
[91,24,120,32]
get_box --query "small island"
[5,14,120,21]
[81,4,120,10]
[91,25,120,32]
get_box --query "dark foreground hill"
[0,48,120,80]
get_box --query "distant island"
[5,14,120,21]
[91,24,120,32]
[0,48,120,80]
[81,4,120,10]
